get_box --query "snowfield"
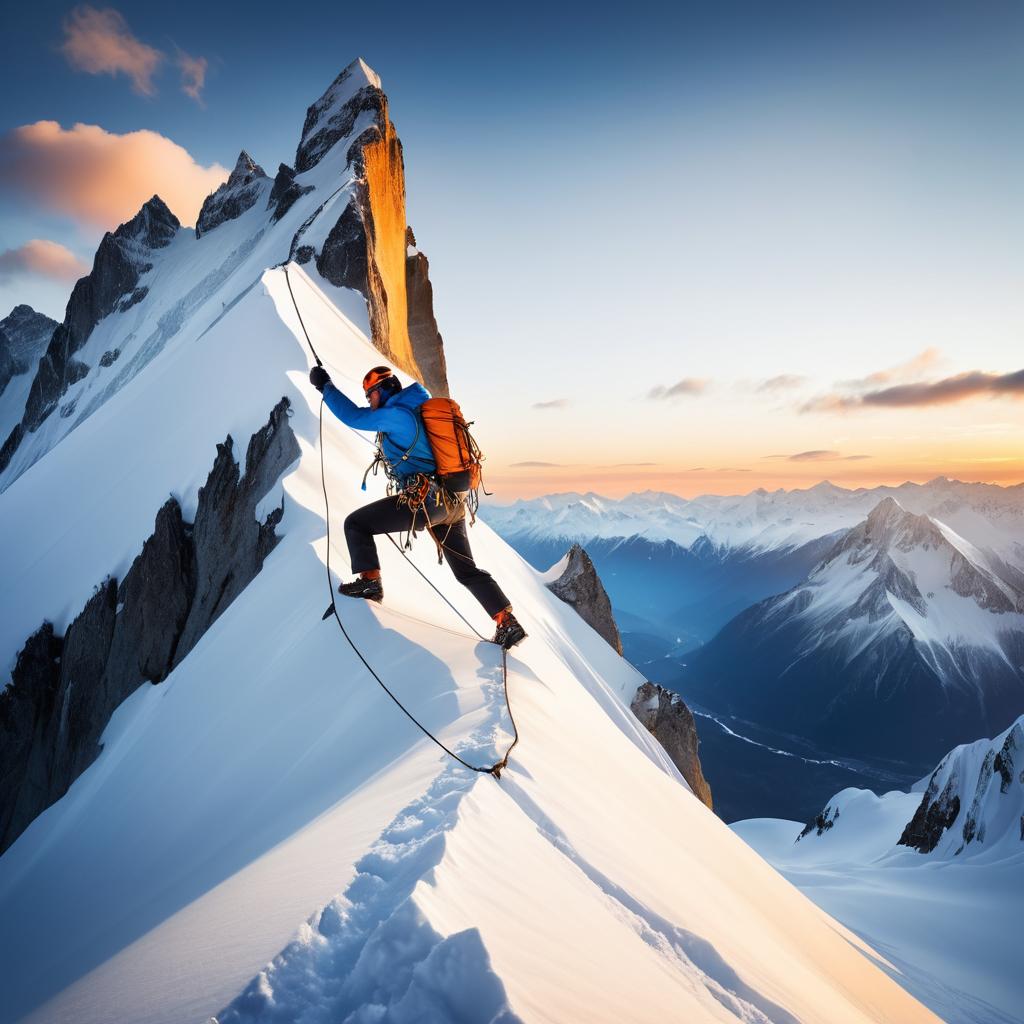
[735,716,1024,1024]
[0,261,942,1023]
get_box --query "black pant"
[344,489,511,618]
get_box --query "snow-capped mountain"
[483,480,1024,647]
[735,715,1024,1024]
[0,60,939,1024]
[684,497,1024,765]
[0,57,446,492]
[484,479,1024,567]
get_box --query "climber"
[309,364,527,650]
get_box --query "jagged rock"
[268,163,313,222]
[295,60,386,174]
[546,544,623,654]
[315,203,369,294]
[1,198,180,474]
[0,329,15,397]
[48,579,119,789]
[898,771,961,853]
[406,237,449,398]
[631,682,713,809]
[0,398,299,853]
[0,624,62,850]
[99,349,120,368]
[196,152,270,238]
[175,397,299,658]
[797,804,839,840]
[106,498,196,693]
[0,305,58,377]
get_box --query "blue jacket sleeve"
[322,383,413,433]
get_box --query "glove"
[309,365,331,392]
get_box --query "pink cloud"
[648,378,710,400]
[0,239,90,282]
[0,120,228,228]
[60,5,163,96]
[176,49,208,103]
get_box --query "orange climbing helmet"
[363,365,401,401]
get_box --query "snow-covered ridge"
[0,57,430,494]
[0,263,940,1024]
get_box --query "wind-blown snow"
[0,261,941,1023]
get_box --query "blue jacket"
[322,380,437,483]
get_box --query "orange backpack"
[419,398,483,490]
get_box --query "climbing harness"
[284,264,519,779]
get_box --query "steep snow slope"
[0,265,938,1024]
[734,716,1024,1024]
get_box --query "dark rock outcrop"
[546,544,623,654]
[797,804,839,840]
[0,328,15,397]
[0,398,299,853]
[0,305,59,379]
[898,772,962,853]
[0,198,179,475]
[405,228,449,399]
[268,163,313,223]
[631,682,713,809]
[196,152,269,238]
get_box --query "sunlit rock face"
[295,59,448,398]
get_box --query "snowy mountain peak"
[230,150,265,182]
[0,305,56,384]
[295,58,386,173]
[196,153,271,238]
[116,194,180,248]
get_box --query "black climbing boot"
[338,576,384,603]
[492,611,527,650]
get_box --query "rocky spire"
[195,152,270,238]
[546,544,623,654]
[0,197,180,476]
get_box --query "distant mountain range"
[486,479,1024,781]
[483,479,1024,646]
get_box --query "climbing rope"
[284,263,519,779]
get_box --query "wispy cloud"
[59,7,210,103]
[756,374,806,393]
[0,120,228,228]
[648,378,709,400]
[803,369,1024,412]
[764,450,872,461]
[532,398,569,410]
[509,461,565,468]
[841,347,943,390]
[0,239,89,282]
[60,5,163,96]
[176,48,208,104]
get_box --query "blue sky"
[1,1,1021,496]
